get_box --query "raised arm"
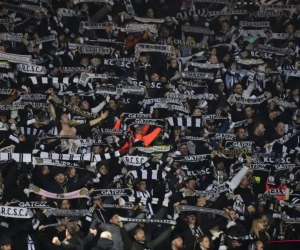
[89,110,109,127]
[119,222,133,250]
[149,226,174,248]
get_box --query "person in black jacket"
[35,168,92,195]
[52,224,97,250]
[92,231,117,250]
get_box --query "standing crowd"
[0,0,300,250]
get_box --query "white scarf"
[0,206,33,218]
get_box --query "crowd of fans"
[0,0,300,250]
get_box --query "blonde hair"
[250,219,270,240]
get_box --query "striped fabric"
[39,150,120,161]
[129,169,166,181]
[176,9,207,19]
[29,76,72,85]
[133,189,154,218]
[20,127,45,136]
[0,153,32,162]
[167,117,202,127]
[0,150,120,163]
[28,76,78,92]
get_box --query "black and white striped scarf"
[167,117,202,127]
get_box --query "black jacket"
[60,233,94,250]
[92,238,117,250]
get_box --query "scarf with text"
[26,184,90,199]
[227,234,254,240]
[8,201,56,209]
[0,206,33,218]
[150,103,189,114]
[102,204,148,212]
[43,220,81,229]
[177,71,214,80]
[181,25,214,35]
[32,157,97,173]
[134,43,176,58]
[68,43,111,55]
[173,154,210,163]
[183,184,232,199]
[168,93,215,100]
[118,216,176,225]
[125,118,165,127]
[131,145,171,154]
[227,93,272,106]
[104,58,135,68]
[173,39,205,49]
[93,189,133,197]
[38,150,120,161]
[44,208,91,217]
[16,64,47,74]
[175,205,232,220]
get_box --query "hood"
[96,238,114,250]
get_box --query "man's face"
[135,126,143,134]
[245,107,254,118]
[209,55,218,64]
[134,229,146,241]
[92,145,101,154]
[241,176,249,187]
[257,124,265,136]
[60,114,70,124]
[216,162,224,170]
[70,96,79,106]
[234,84,243,95]
[186,180,196,190]
[193,108,201,116]
[108,100,116,110]
[146,8,154,18]
[55,173,65,184]
[185,214,196,224]
[173,237,183,249]
[221,22,229,32]
[81,100,90,109]
[197,196,206,206]
[275,122,285,136]
[223,54,230,62]
[0,114,6,122]
[218,82,225,91]
[98,165,108,175]
[229,210,236,220]
[180,145,188,155]
[110,214,120,226]
[236,128,245,139]
[138,181,146,191]
[80,58,89,66]
[285,24,294,34]
[61,200,70,210]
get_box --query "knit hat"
[0,236,12,246]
